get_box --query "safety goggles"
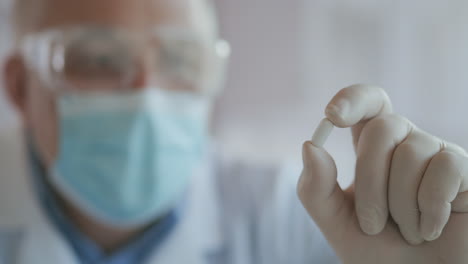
[20,26,231,96]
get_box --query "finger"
[418,151,468,241]
[440,142,468,212]
[355,114,412,235]
[324,84,393,148]
[388,129,442,245]
[297,141,352,244]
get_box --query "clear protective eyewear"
[20,26,231,96]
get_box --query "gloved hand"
[297,84,468,264]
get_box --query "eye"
[64,39,133,79]
[58,31,138,91]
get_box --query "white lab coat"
[0,127,338,264]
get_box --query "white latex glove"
[297,84,468,264]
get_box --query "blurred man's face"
[7,0,216,166]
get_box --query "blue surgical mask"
[49,88,211,227]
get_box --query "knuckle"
[418,184,450,211]
[337,84,380,100]
[342,83,364,93]
[337,86,353,96]
[394,142,419,161]
[419,197,450,215]
[345,83,382,94]
[445,141,468,155]
[433,150,458,168]
[388,196,420,225]
[333,85,356,101]
[393,129,443,163]
[429,151,462,182]
[366,113,407,135]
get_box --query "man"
[2,0,468,263]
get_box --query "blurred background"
[1,0,468,186]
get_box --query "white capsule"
[311,118,334,148]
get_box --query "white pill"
[311,118,334,148]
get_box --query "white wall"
[213,0,468,185]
